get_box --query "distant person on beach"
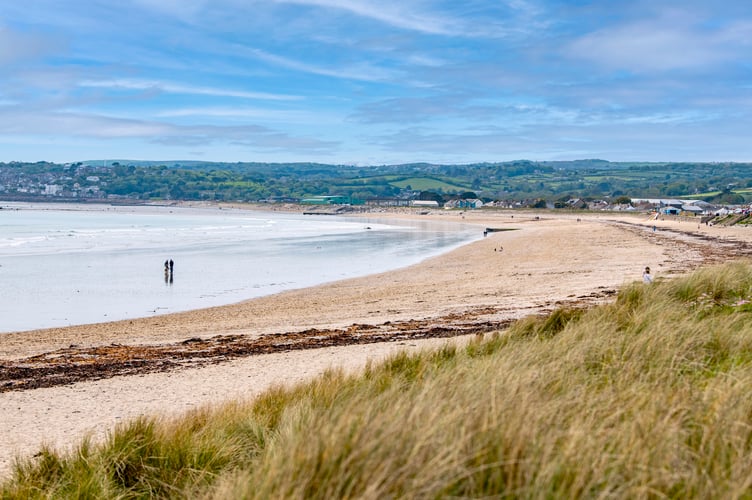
[643,266,653,284]
[169,259,174,273]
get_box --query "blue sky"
[1,1,751,165]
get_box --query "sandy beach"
[2,208,751,478]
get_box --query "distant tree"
[665,183,688,196]
[530,198,547,209]
[418,191,444,204]
[713,190,745,205]
[614,196,632,205]
[169,183,184,200]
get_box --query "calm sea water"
[0,203,478,333]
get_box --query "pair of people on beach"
[164,259,175,284]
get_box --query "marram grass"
[5,260,752,498]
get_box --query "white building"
[411,200,440,208]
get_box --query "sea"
[0,203,479,333]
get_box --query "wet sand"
[1,208,750,478]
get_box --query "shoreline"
[3,206,749,367]
[0,202,479,335]
[2,208,752,478]
[0,208,625,359]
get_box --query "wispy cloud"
[78,79,301,101]
[155,106,344,125]
[0,110,169,137]
[129,0,209,20]
[274,0,547,39]
[566,13,752,73]
[0,107,338,152]
[0,1,751,163]
[0,25,65,65]
[150,124,340,152]
[245,47,401,82]
[273,0,462,36]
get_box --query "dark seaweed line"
[0,319,510,393]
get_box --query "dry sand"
[1,208,750,478]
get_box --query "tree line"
[1,159,751,205]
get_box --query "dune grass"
[5,260,752,498]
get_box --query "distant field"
[389,177,469,191]
[681,191,722,198]
[682,188,752,199]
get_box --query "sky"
[1,1,751,165]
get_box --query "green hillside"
[3,159,752,203]
[388,176,469,191]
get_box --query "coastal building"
[632,198,694,209]
[566,198,588,209]
[300,195,353,205]
[660,207,681,215]
[681,205,704,215]
[410,200,440,208]
[444,199,484,209]
[365,198,411,207]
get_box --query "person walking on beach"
[643,266,653,284]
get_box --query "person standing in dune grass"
[643,266,653,284]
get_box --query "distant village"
[0,163,116,200]
[289,195,751,226]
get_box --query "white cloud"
[2,0,752,163]
[128,0,209,21]
[273,0,461,35]
[566,15,751,73]
[0,106,339,152]
[78,79,301,101]
[245,47,402,82]
[0,110,169,137]
[272,0,545,39]
[0,25,63,65]
[155,106,344,125]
